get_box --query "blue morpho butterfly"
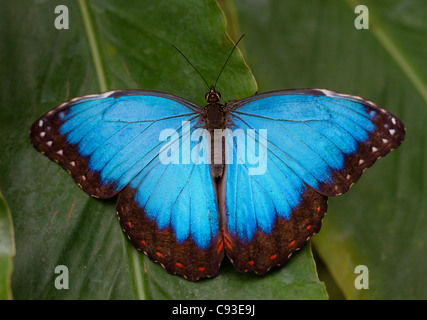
[30,37,405,281]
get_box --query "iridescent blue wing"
[30,90,223,281]
[221,89,405,274]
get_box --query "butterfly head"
[205,86,221,104]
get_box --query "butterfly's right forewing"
[220,89,404,274]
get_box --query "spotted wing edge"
[30,89,203,199]
[228,88,406,197]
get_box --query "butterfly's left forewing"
[30,90,223,281]
[222,89,405,274]
[30,90,199,198]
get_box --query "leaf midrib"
[78,0,108,92]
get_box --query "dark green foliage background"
[0,0,425,299]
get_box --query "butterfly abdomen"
[204,88,228,179]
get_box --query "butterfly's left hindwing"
[222,89,405,274]
[220,156,328,274]
[30,90,223,281]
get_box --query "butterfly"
[30,42,405,282]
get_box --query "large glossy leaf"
[233,0,426,299]
[0,192,15,300]
[0,0,327,299]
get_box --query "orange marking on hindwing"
[155,251,164,258]
[269,254,277,260]
[175,262,184,268]
[217,240,223,253]
[198,266,206,272]
[288,240,296,247]
[248,260,255,266]
[223,236,232,250]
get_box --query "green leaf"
[0,191,15,300]
[0,0,326,299]
[233,0,426,299]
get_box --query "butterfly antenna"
[171,44,210,90]
[214,34,245,88]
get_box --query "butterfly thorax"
[204,87,224,126]
[203,87,227,179]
